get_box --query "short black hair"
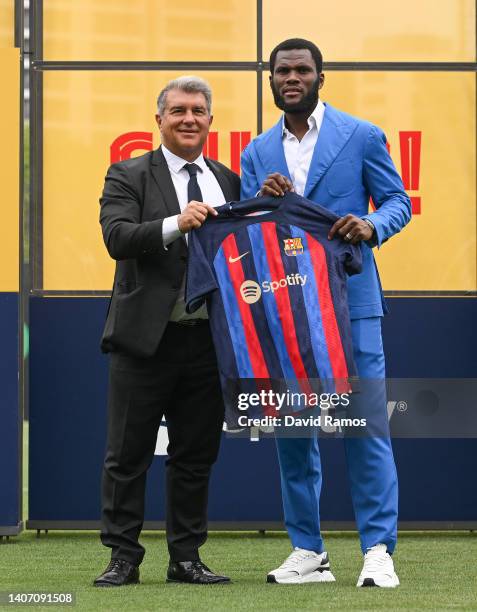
[269,38,323,74]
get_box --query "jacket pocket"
[325,159,357,198]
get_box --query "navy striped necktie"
[184,163,203,202]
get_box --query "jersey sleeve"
[185,228,218,313]
[344,243,363,276]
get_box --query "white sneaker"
[267,547,336,584]
[356,544,400,588]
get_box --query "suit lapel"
[150,146,181,216]
[205,159,235,201]
[304,104,358,198]
[255,119,291,178]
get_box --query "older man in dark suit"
[94,76,240,587]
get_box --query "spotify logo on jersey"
[240,280,262,304]
[239,274,307,304]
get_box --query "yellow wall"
[43,0,256,61]
[0,0,14,48]
[0,1,19,292]
[39,2,476,293]
[263,0,475,61]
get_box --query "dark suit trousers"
[100,320,224,565]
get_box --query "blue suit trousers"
[275,316,398,554]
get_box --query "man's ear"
[319,73,325,90]
[155,113,161,130]
[208,114,213,127]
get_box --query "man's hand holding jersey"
[178,200,218,233]
[327,214,374,245]
[259,172,295,197]
[259,172,375,245]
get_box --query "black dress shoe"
[93,559,140,587]
[167,561,230,584]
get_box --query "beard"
[271,77,320,114]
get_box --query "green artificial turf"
[1,531,476,611]
[3,424,475,610]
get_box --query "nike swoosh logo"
[228,251,250,263]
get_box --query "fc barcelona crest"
[283,237,304,256]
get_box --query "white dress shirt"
[161,145,226,321]
[161,145,226,246]
[282,99,325,196]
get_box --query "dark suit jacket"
[99,146,241,357]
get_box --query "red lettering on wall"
[369,132,422,215]
[203,132,218,160]
[230,132,251,175]
[399,131,422,215]
[110,132,153,163]
[110,130,422,215]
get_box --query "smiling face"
[155,89,213,161]
[270,48,324,114]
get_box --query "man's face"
[155,89,212,160]
[270,48,324,114]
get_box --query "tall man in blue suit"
[241,39,411,588]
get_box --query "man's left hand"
[328,214,374,244]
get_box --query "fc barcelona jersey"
[185,193,362,396]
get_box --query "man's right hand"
[260,173,294,197]
[178,201,218,233]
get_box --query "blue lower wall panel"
[382,297,477,378]
[29,297,110,521]
[29,297,477,526]
[0,292,21,533]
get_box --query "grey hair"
[156,76,212,115]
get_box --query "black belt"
[169,319,208,327]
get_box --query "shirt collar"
[161,145,207,175]
[281,99,326,139]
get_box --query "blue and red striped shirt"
[186,193,361,398]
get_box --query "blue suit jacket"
[241,103,412,320]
